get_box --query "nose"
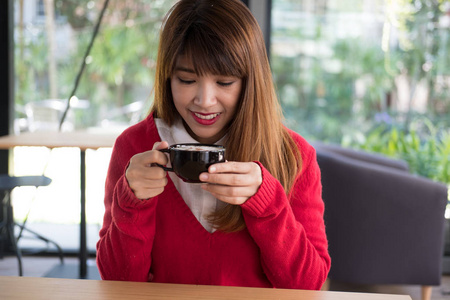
[194,82,216,108]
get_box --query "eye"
[217,81,234,87]
[178,77,195,85]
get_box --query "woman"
[97,0,330,290]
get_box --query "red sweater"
[96,114,330,290]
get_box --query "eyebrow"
[174,66,195,73]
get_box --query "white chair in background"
[99,100,145,131]
[24,99,89,132]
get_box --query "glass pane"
[271,0,450,218]
[13,0,178,251]
[271,0,450,144]
[15,0,178,133]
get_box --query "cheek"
[228,87,242,112]
[171,82,186,107]
[170,79,179,100]
[172,96,187,118]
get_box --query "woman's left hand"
[199,161,262,205]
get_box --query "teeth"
[195,113,219,120]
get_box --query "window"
[271,0,450,144]
[13,0,178,251]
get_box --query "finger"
[201,184,249,205]
[132,149,168,167]
[208,161,251,174]
[133,177,168,190]
[200,172,252,186]
[127,163,167,180]
[153,141,169,150]
[129,173,168,199]
[217,196,248,205]
[151,141,170,167]
[202,183,251,198]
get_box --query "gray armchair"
[313,142,448,300]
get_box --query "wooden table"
[0,131,119,279]
[0,276,412,300]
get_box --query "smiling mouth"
[191,112,221,125]
[194,112,220,120]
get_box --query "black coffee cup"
[156,143,226,183]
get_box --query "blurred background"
[7,0,450,255]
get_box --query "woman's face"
[171,55,242,144]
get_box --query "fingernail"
[199,173,208,181]
[209,166,216,173]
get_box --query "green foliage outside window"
[14,0,177,128]
[272,0,450,186]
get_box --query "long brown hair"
[152,0,301,232]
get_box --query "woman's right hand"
[125,141,169,199]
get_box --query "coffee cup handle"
[154,148,173,172]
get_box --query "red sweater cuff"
[241,161,285,217]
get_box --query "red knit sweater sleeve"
[96,120,160,282]
[241,132,331,290]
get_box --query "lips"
[192,112,221,125]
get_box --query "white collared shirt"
[154,117,226,233]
